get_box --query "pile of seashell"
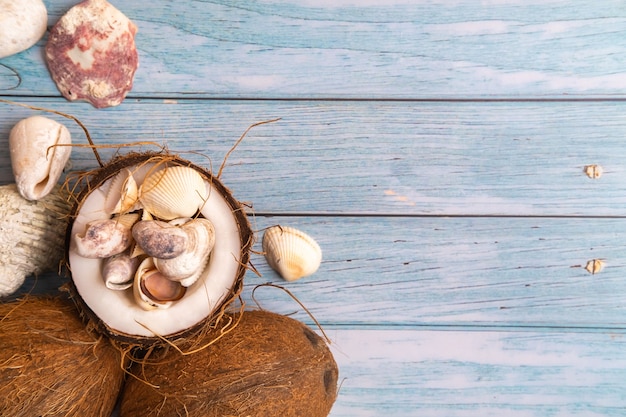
[70,164,215,311]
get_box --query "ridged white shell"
[139,165,208,220]
[104,168,139,215]
[133,257,186,310]
[262,226,322,281]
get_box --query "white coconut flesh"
[68,163,243,338]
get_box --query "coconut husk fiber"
[121,309,339,417]
[0,296,125,417]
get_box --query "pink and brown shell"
[45,0,138,108]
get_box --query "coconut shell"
[0,296,124,417]
[64,152,253,347]
[120,310,339,417]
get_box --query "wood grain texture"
[13,214,626,328]
[1,1,626,416]
[328,328,626,417]
[1,0,625,98]
[2,99,625,216]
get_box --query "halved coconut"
[64,152,253,346]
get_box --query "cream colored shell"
[139,165,208,220]
[262,226,322,281]
[0,0,47,59]
[9,116,72,201]
[133,257,186,310]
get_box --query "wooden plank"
[2,0,626,98]
[242,215,626,329]
[14,215,626,328]
[1,98,626,216]
[327,328,626,417]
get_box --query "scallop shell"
[133,257,186,310]
[104,168,139,215]
[73,213,139,258]
[9,116,72,201]
[44,0,138,108]
[154,218,215,287]
[262,226,322,281]
[139,166,208,220]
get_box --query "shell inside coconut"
[65,153,252,345]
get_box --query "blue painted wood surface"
[2,0,626,415]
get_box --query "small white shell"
[0,0,48,59]
[73,213,139,258]
[133,257,186,310]
[104,168,139,214]
[139,165,208,220]
[102,251,139,290]
[262,226,322,281]
[9,116,72,201]
[154,217,215,287]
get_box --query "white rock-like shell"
[262,226,322,282]
[9,116,72,201]
[133,257,186,311]
[73,213,139,258]
[139,166,209,220]
[0,0,47,59]
[154,218,216,287]
[0,184,70,297]
[131,219,188,259]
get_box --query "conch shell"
[133,257,186,310]
[153,218,216,287]
[262,226,322,281]
[139,166,208,220]
[73,213,139,258]
[102,250,140,290]
[9,116,72,201]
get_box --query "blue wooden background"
[2,1,626,415]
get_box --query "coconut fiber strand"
[121,309,339,417]
[0,296,124,417]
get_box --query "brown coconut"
[120,309,339,417]
[64,152,253,348]
[0,296,124,416]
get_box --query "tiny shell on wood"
[262,226,322,282]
